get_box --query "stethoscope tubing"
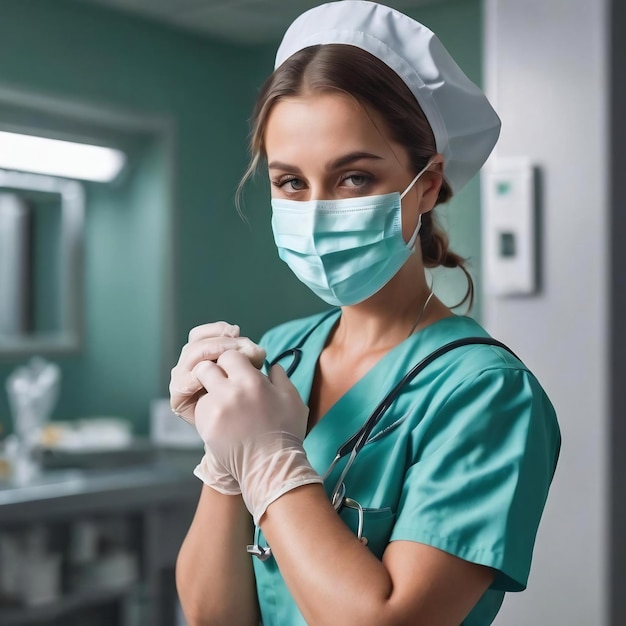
[248,313,520,560]
[324,336,520,505]
[264,309,339,378]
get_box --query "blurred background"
[0,0,623,624]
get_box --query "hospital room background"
[0,0,623,624]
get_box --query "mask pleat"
[270,178,424,306]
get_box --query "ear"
[417,156,445,215]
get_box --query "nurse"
[171,2,561,625]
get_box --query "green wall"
[0,0,483,436]
[56,140,168,426]
[0,0,277,434]
[405,0,485,317]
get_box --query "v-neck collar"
[286,309,341,409]
[290,312,485,473]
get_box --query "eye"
[341,173,373,190]
[273,176,306,192]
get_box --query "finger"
[170,389,203,423]
[180,337,246,372]
[173,337,263,398]
[233,338,266,369]
[170,339,233,397]
[268,364,291,390]
[216,349,260,381]
[188,321,240,343]
[269,365,303,404]
[169,369,204,396]
[193,359,228,391]
[169,380,203,425]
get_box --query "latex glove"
[193,350,323,525]
[193,444,241,496]
[170,321,266,496]
[169,321,266,425]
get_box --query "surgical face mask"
[271,161,432,306]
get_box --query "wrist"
[238,434,323,524]
[194,446,241,495]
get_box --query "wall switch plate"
[482,158,537,296]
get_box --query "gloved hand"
[193,444,242,496]
[193,350,323,525]
[169,321,266,495]
[169,321,266,425]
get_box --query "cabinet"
[0,455,201,626]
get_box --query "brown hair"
[238,44,473,309]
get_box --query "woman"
[171,2,561,625]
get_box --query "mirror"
[0,169,83,355]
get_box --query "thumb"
[268,363,291,390]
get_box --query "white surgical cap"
[275,0,501,194]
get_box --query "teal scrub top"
[252,311,561,626]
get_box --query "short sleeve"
[390,366,560,591]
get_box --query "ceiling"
[74,0,449,45]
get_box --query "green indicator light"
[496,181,511,196]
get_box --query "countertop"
[0,448,202,522]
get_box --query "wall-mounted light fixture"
[0,131,126,182]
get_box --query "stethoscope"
[247,310,519,561]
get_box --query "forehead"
[264,92,405,166]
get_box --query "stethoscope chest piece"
[341,497,367,545]
[246,543,272,561]
[246,493,368,562]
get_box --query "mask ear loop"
[406,214,422,249]
[400,157,437,201]
[401,157,437,249]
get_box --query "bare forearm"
[260,484,395,626]
[176,485,259,626]
[261,484,493,626]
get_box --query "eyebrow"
[268,151,383,173]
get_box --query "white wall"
[483,0,609,624]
